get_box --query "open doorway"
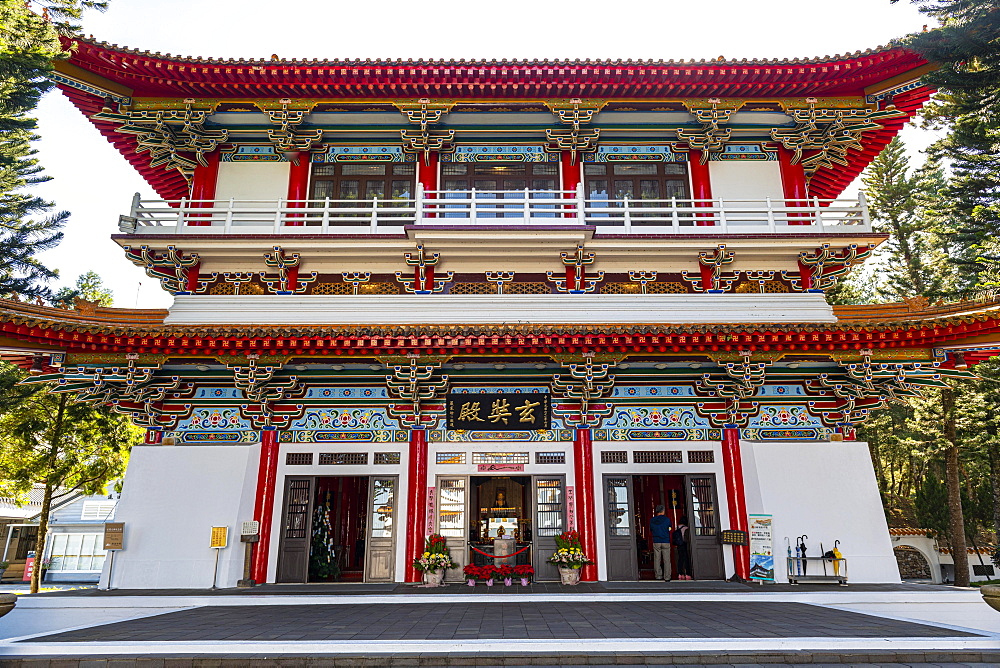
[309,477,368,582]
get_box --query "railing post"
[623,194,632,233]
[718,197,727,233]
[524,187,531,222]
[274,197,284,232]
[225,198,235,234]
[858,191,869,230]
[370,195,379,233]
[178,197,188,229]
[671,196,679,231]
[470,187,477,223]
[415,183,424,223]
[576,183,585,223]
[765,196,776,232]
[813,196,822,229]
[322,196,330,232]
[130,192,141,218]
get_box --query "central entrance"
[437,475,565,581]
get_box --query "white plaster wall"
[709,161,784,201]
[215,162,290,204]
[100,444,260,589]
[741,440,900,583]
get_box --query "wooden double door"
[275,476,397,583]
[604,474,724,581]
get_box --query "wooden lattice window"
[505,282,550,294]
[374,452,401,465]
[449,283,494,295]
[283,480,311,539]
[312,282,353,295]
[687,450,715,464]
[600,282,644,294]
[601,451,628,464]
[535,451,566,464]
[285,452,313,466]
[633,450,682,464]
[436,452,466,464]
[318,452,367,465]
[646,282,688,294]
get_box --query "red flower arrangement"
[513,564,535,578]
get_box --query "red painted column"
[561,151,582,219]
[573,427,598,582]
[184,262,201,294]
[285,151,311,226]
[404,428,428,583]
[687,151,714,226]
[189,151,220,227]
[143,429,163,445]
[417,152,438,218]
[721,426,750,581]
[778,146,809,224]
[250,429,280,584]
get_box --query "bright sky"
[30,0,934,309]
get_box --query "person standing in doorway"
[650,504,673,582]
[674,515,692,580]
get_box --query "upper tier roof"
[62,37,928,98]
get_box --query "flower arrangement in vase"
[412,534,455,586]
[547,530,593,585]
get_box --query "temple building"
[3,36,999,588]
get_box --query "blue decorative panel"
[756,385,807,396]
[594,428,722,441]
[442,145,557,163]
[291,408,399,430]
[313,146,415,163]
[452,387,549,394]
[221,145,285,162]
[603,406,709,429]
[742,427,833,441]
[175,408,252,431]
[195,387,244,399]
[747,405,822,428]
[305,386,389,399]
[163,431,259,444]
[711,144,777,161]
[431,429,573,442]
[612,385,696,398]
[583,145,686,163]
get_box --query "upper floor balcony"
[118,186,871,237]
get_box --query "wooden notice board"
[103,522,125,550]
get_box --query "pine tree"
[52,271,114,308]
[896,0,1000,292]
[0,0,108,300]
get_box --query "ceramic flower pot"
[504,577,512,586]
[424,570,445,587]
[520,577,529,586]
[0,594,14,619]
[486,578,494,587]
[466,578,475,587]
[559,566,581,585]
[982,585,1000,613]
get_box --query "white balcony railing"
[118,185,871,235]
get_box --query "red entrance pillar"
[285,151,311,226]
[404,428,429,583]
[688,151,713,226]
[417,152,438,219]
[189,151,220,227]
[778,146,809,225]
[573,427,598,581]
[561,151,582,219]
[250,429,280,584]
[721,426,750,580]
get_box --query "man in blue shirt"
[650,504,673,581]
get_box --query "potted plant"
[514,564,534,586]
[498,564,514,586]
[412,534,455,587]
[463,563,481,587]
[547,530,593,585]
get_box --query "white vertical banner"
[426,487,436,536]
[749,514,774,582]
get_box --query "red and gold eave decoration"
[3,299,1000,361]
[53,37,933,202]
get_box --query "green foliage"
[896,0,1000,293]
[914,469,949,536]
[53,271,114,307]
[0,361,138,502]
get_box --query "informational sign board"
[210,526,229,549]
[566,487,576,530]
[22,553,35,582]
[477,463,524,473]
[720,529,748,546]
[103,522,125,550]
[447,393,550,431]
[748,514,774,582]
[425,487,436,537]
[241,521,260,536]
